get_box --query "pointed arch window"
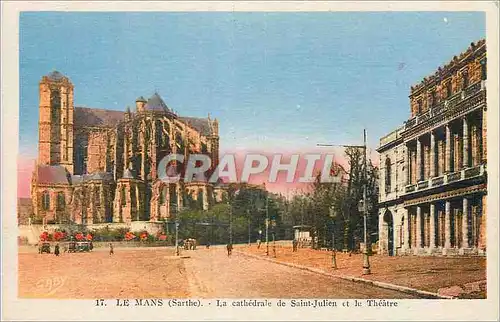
[121,186,127,206]
[95,186,101,206]
[160,186,167,205]
[480,58,487,80]
[42,191,50,210]
[56,192,65,211]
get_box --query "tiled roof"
[71,172,113,184]
[74,107,124,128]
[122,169,135,179]
[74,104,212,136]
[145,93,173,112]
[179,117,212,136]
[47,70,66,81]
[36,165,71,184]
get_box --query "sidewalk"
[237,244,486,299]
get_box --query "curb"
[235,250,454,300]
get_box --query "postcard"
[2,1,499,321]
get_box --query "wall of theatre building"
[378,40,487,256]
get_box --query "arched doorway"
[384,210,394,256]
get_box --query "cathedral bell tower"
[38,71,74,174]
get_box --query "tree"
[292,147,379,252]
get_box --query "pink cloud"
[17,155,36,198]
[218,146,349,195]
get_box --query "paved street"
[19,246,423,299]
[182,247,420,298]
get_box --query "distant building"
[30,71,224,228]
[378,40,487,256]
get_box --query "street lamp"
[229,189,240,246]
[171,200,180,256]
[265,194,269,256]
[228,200,233,246]
[271,219,277,258]
[329,205,337,269]
[247,209,251,245]
[318,129,371,275]
[175,219,180,256]
[358,188,372,275]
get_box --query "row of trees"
[174,146,379,252]
[172,184,289,245]
[286,147,379,252]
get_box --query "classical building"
[30,71,224,227]
[378,39,487,256]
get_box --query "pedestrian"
[54,243,60,256]
[109,242,114,255]
[206,242,210,249]
[226,243,233,256]
[292,239,297,252]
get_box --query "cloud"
[17,154,36,198]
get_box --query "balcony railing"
[417,180,429,189]
[404,164,485,195]
[431,176,444,186]
[464,81,482,98]
[447,171,462,183]
[465,164,482,179]
[405,184,416,193]
[405,80,485,131]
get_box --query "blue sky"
[19,12,485,156]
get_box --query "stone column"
[136,185,140,221]
[424,145,430,180]
[429,203,436,250]
[151,120,157,180]
[99,185,104,223]
[430,131,436,177]
[463,116,469,168]
[141,122,146,180]
[471,125,478,166]
[404,210,411,252]
[482,108,487,164]
[124,129,129,172]
[401,209,408,251]
[454,134,462,170]
[416,138,422,182]
[462,197,469,249]
[406,144,411,185]
[444,200,451,250]
[113,183,121,223]
[445,124,452,172]
[416,206,422,250]
[478,194,487,252]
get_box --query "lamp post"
[358,130,371,275]
[272,230,276,258]
[171,201,180,256]
[247,209,251,245]
[318,129,371,275]
[329,205,337,269]
[229,189,240,246]
[175,220,180,256]
[265,194,269,256]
